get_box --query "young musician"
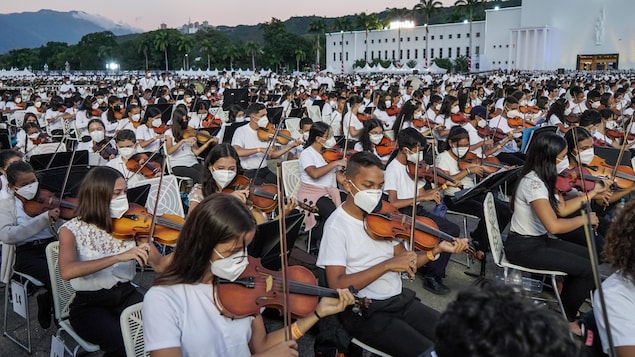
[58,166,163,356]
[504,131,609,336]
[143,193,355,356]
[0,150,23,200]
[136,106,165,153]
[0,161,59,329]
[384,128,462,294]
[106,129,149,185]
[354,118,391,163]
[594,199,635,355]
[317,152,468,356]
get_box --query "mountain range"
[0,9,141,54]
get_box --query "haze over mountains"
[0,9,141,54]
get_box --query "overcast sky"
[1,0,457,31]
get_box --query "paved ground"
[0,210,590,356]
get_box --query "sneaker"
[36,292,52,329]
[422,276,450,295]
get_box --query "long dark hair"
[153,193,256,286]
[511,132,566,213]
[393,99,421,136]
[359,119,383,152]
[106,96,121,123]
[304,121,330,148]
[171,108,189,141]
[547,98,567,122]
[440,126,469,153]
[75,166,124,233]
[604,199,635,282]
[387,127,426,165]
[201,143,242,196]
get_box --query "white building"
[326,0,634,73]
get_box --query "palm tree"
[454,0,485,70]
[413,0,443,67]
[176,35,193,70]
[356,12,382,63]
[153,30,170,71]
[294,49,306,72]
[199,39,214,70]
[137,35,151,70]
[332,17,354,32]
[244,41,261,70]
[308,19,326,70]
[223,43,240,70]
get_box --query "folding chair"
[3,269,45,353]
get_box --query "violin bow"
[276,162,292,340]
[610,117,634,182]
[571,127,617,356]
[251,116,286,191]
[130,145,163,179]
[407,144,420,282]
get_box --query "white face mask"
[451,106,460,114]
[131,113,141,122]
[235,116,245,123]
[91,103,100,110]
[28,133,40,140]
[118,147,136,159]
[477,119,487,128]
[34,101,42,108]
[302,132,310,141]
[564,107,572,116]
[330,101,337,109]
[452,146,469,158]
[14,98,22,104]
[97,98,105,104]
[369,133,384,145]
[556,157,570,174]
[131,79,136,84]
[350,181,382,214]
[384,100,392,108]
[90,130,105,143]
[152,118,163,128]
[358,104,366,113]
[110,194,129,219]
[15,181,39,200]
[65,81,71,85]
[413,112,423,119]
[210,249,248,282]
[185,97,192,103]
[591,101,601,109]
[578,148,595,165]
[435,103,442,111]
[211,169,237,189]
[322,136,336,149]
[406,149,424,164]
[257,116,269,128]
[506,109,522,119]
[519,100,527,107]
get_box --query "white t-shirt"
[165,129,198,168]
[316,206,401,300]
[342,112,364,141]
[548,114,564,127]
[231,124,270,170]
[45,108,64,131]
[435,151,475,196]
[136,125,161,153]
[106,156,143,186]
[187,116,226,143]
[509,171,551,236]
[464,122,485,158]
[489,115,519,153]
[143,283,254,357]
[299,146,337,188]
[384,159,425,200]
[594,271,635,354]
[373,109,396,130]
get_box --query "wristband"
[256,148,261,153]
[291,322,303,340]
[427,250,440,261]
[466,167,470,175]
[314,310,322,320]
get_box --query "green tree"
[176,35,194,70]
[137,34,152,70]
[244,41,261,70]
[75,31,118,69]
[308,19,326,69]
[153,30,171,71]
[332,17,354,32]
[454,0,485,65]
[356,12,382,63]
[433,57,453,71]
[294,49,306,72]
[223,43,241,70]
[453,55,469,72]
[414,0,443,67]
[198,39,214,70]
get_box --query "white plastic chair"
[281,160,301,199]
[128,175,185,219]
[284,118,301,138]
[120,302,149,357]
[45,242,100,356]
[307,105,322,122]
[9,110,26,128]
[483,192,568,322]
[3,269,45,353]
[351,338,392,357]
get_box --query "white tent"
[354,63,373,74]
[426,63,447,74]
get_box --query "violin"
[213,256,369,318]
[23,189,77,220]
[477,127,507,142]
[30,132,51,145]
[605,129,635,141]
[125,153,162,178]
[386,105,400,116]
[183,128,217,144]
[412,118,434,130]
[374,136,397,157]
[563,113,581,125]
[322,147,357,163]
[257,123,294,145]
[202,113,223,128]
[222,175,279,213]
[57,105,67,113]
[450,113,470,124]
[90,108,103,117]
[406,161,458,186]
[364,201,483,260]
[15,101,26,109]
[555,167,604,193]
[93,140,118,160]
[585,156,635,189]
[458,152,506,175]
[111,203,184,245]
[507,114,535,128]
[519,105,540,114]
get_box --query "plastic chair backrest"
[128,175,185,218]
[45,241,75,321]
[281,160,301,199]
[483,192,505,266]
[120,302,149,357]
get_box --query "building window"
[339,41,342,45]
[407,49,410,59]
[345,41,349,45]
[364,40,367,44]
[466,33,470,38]
[392,38,396,43]
[407,37,410,42]
[439,48,443,58]
[346,52,349,61]
[339,53,342,61]
[449,34,452,39]
[457,33,461,39]
[371,51,374,59]
[476,32,481,37]
[415,36,419,41]
[440,35,443,40]
[423,49,426,59]
[423,36,426,41]
[431,35,435,40]
[333,42,336,45]
[506,44,509,48]
[457,47,460,56]
[400,50,403,59]
[475,46,480,54]
[448,48,452,58]
[371,39,374,44]
[400,37,403,42]
[431,48,434,58]
[334,53,337,61]
[415,49,418,58]
[392,50,395,59]
[385,50,388,58]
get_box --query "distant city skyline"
[0,0,457,32]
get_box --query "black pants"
[244,167,277,185]
[399,205,459,279]
[340,289,438,357]
[172,163,203,183]
[69,282,143,357]
[504,233,593,321]
[444,193,511,251]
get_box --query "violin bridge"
[265,275,273,292]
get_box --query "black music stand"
[222,89,249,111]
[248,212,304,270]
[266,107,284,126]
[312,100,325,111]
[37,165,92,197]
[288,108,304,118]
[451,167,521,205]
[595,146,632,166]
[30,150,89,171]
[222,121,249,144]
